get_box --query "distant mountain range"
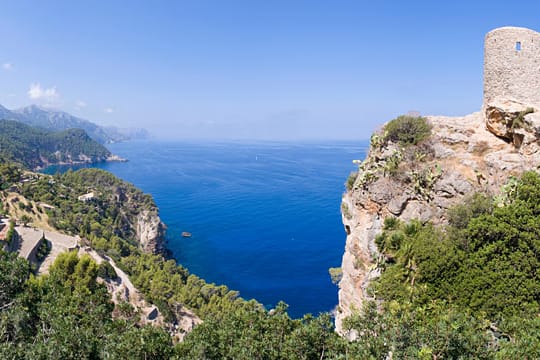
[0,104,149,144]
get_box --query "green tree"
[0,250,31,308]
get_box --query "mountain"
[0,104,13,121]
[0,104,149,144]
[103,125,150,143]
[0,119,115,169]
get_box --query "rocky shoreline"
[34,153,128,171]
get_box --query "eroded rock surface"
[136,210,166,254]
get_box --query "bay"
[45,140,368,317]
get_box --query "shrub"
[447,193,491,230]
[5,220,15,245]
[328,267,343,285]
[511,107,534,130]
[384,115,432,146]
[341,203,352,220]
[345,171,357,191]
[383,217,400,230]
[97,260,118,280]
[36,237,51,261]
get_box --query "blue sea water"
[45,140,368,318]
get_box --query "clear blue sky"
[1,0,539,140]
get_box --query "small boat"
[182,232,192,238]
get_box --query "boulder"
[484,99,536,145]
[387,194,409,215]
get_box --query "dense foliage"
[343,301,495,359]
[383,115,432,146]
[373,172,540,319]
[177,303,345,359]
[20,168,154,249]
[364,172,540,357]
[0,119,111,169]
[0,251,174,359]
[0,162,21,190]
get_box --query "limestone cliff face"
[108,182,166,255]
[336,110,540,335]
[136,209,166,255]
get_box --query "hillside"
[0,104,149,144]
[0,119,115,169]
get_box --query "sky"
[1,0,540,140]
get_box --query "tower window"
[516,41,522,51]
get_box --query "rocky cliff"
[136,209,167,255]
[336,108,540,334]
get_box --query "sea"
[45,140,368,318]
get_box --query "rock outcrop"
[485,99,540,152]
[136,210,167,255]
[336,111,540,335]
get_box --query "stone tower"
[484,26,540,107]
[483,26,540,148]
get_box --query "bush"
[36,237,51,261]
[345,172,357,191]
[447,193,491,231]
[341,203,352,220]
[472,141,490,155]
[372,172,540,319]
[384,115,432,146]
[383,216,400,230]
[328,267,343,285]
[511,107,534,130]
[5,220,15,245]
[97,260,118,280]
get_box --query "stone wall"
[484,27,540,107]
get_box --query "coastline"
[37,139,363,317]
[36,154,128,172]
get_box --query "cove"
[44,140,367,317]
